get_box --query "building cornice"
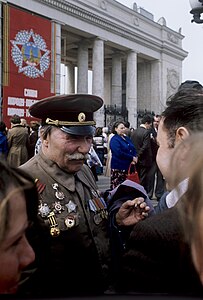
[33,0,187,60]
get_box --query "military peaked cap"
[29,94,103,135]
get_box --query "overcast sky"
[116,0,203,85]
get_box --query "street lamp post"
[189,0,203,23]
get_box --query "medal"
[91,189,99,198]
[90,195,108,221]
[50,227,60,237]
[65,200,77,213]
[47,211,60,237]
[65,215,75,228]
[89,199,97,212]
[52,183,65,200]
[93,213,102,225]
[38,203,50,218]
[52,201,65,214]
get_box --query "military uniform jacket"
[19,151,111,297]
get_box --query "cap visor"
[60,126,95,136]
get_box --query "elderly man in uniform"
[18,94,150,297]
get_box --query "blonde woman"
[0,161,38,294]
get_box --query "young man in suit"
[131,114,153,195]
[116,83,203,296]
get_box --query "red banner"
[3,5,55,128]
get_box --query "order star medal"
[52,183,65,200]
[65,200,77,213]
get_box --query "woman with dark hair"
[110,120,138,189]
[0,160,38,294]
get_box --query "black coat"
[131,126,152,167]
[116,207,203,296]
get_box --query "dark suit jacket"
[116,206,203,296]
[131,126,152,167]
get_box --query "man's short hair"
[162,88,203,148]
[178,80,203,91]
[10,114,21,124]
[141,114,153,125]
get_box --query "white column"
[137,62,151,112]
[111,52,122,106]
[126,50,137,128]
[67,63,75,93]
[92,37,104,127]
[151,60,164,114]
[77,41,88,93]
[51,21,61,95]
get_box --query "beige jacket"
[7,124,29,167]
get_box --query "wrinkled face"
[42,127,92,173]
[156,119,176,190]
[115,123,126,136]
[0,188,35,294]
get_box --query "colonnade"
[62,34,138,127]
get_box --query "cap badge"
[78,112,86,123]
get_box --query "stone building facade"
[0,0,187,128]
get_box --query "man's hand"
[115,197,150,227]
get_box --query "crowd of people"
[0,116,40,167]
[1,81,203,298]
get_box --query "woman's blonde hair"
[0,160,38,243]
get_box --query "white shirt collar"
[166,178,189,208]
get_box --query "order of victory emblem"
[10,29,50,78]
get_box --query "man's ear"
[175,127,190,142]
[43,139,49,147]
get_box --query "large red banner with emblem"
[2,4,55,128]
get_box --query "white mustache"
[66,153,88,160]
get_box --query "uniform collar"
[38,151,97,193]
[38,151,76,192]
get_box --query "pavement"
[97,173,111,193]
